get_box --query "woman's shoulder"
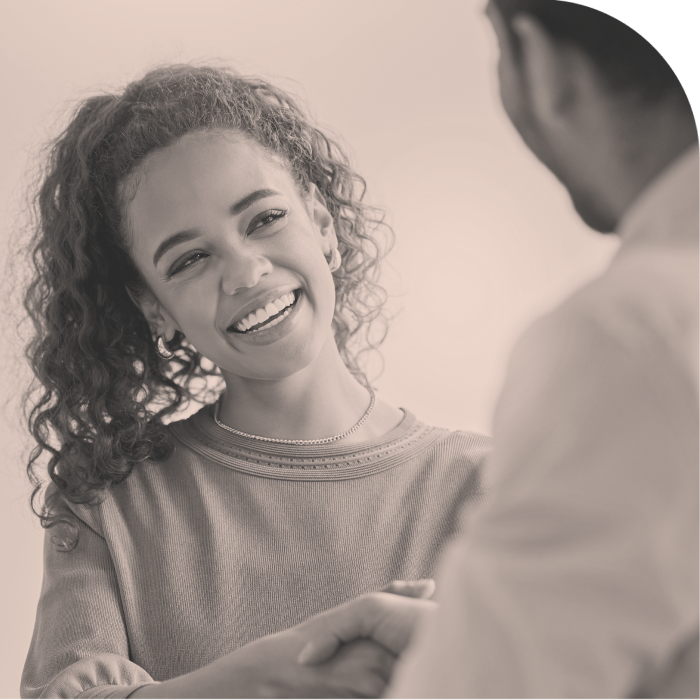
[438,425,492,460]
[401,409,492,467]
[432,427,491,498]
[73,406,215,511]
[41,479,106,543]
[395,413,491,510]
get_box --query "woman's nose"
[221,251,273,296]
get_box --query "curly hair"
[23,64,393,542]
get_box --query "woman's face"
[125,131,338,381]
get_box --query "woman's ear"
[307,183,338,255]
[125,286,179,342]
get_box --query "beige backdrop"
[0,1,696,695]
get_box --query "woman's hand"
[297,584,437,666]
[130,579,435,700]
[131,580,434,698]
[239,580,436,696]
[209,627,395,698]
[132,613,396,698]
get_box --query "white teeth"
[233,291,297,332]
[246,304,292,333]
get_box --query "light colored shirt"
[389,146,699,698]
[21,408,489,698]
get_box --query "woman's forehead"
[138,132,288,184]
[128,135,292,213]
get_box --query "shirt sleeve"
[387,309,699,698]
[21,497,157,699]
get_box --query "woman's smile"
[226,287,304,346]
[126,133,339,378]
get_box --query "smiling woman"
[20,65,490,698]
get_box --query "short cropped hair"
[491,0,691,109]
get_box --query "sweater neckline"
[171,403,444,481]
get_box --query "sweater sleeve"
[21,500,157,699]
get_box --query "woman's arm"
[21,513,155,698]
[132,581,436,698]
[130,632,393,699]
[22,501,396,699]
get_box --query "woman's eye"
[247,209,287,234]
[165,210,286,278]
[169,252,208,277]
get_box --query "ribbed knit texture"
[22,406,490,698]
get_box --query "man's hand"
[297,581,437,666]
[380,579,435,599]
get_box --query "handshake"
[185,580,436,699]
[300,578,435,655]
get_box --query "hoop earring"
[155,336,174,359]
[328,248,342,273]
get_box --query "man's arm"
[386,310,699,698]
[297,309,698,697]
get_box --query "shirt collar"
[617,144,699,250]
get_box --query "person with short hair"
[299,2,699,696]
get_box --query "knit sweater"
[21,405,490,698]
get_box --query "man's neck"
[608,105,697,229]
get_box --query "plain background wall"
[0,1,696,694]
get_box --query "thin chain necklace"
[213,387,376,445]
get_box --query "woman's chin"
[220,334,332,384]
[220,345,324,383]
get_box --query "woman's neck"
[218,335,373,442]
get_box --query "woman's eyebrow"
[230,187,280,215]
[153,229,200,268]
[152,188,282,267]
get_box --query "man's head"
[487,0,697,232]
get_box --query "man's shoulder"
[508,298,618,383]
[550,246,697,381]
[522,255,684,366]
[499,246,698,435]
[496,305,618,443]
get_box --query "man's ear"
[307,183,338,255]
[126,286,179,342]
[511,13,585,124]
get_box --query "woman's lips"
[227,289,301,337]
[227,289,301,335]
